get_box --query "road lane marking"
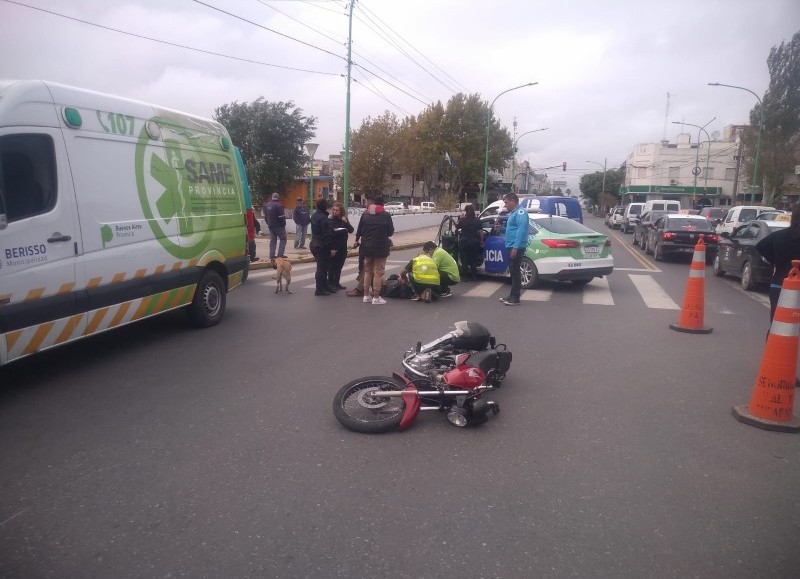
[628,274,680,309]
[463,281,506,297]
[521,289,553,301]
[609,230,660,271]
[582,276,614,305]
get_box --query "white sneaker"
[363,295,372,303]
[372,297,387,305]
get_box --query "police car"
[437,211,613,289]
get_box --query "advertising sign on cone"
[669,235,712,334]
[732,260,800,433]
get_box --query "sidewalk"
[249,225,441,271]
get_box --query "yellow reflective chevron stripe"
[2,284,197,364]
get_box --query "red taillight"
[706,234,718,243]
[541,239,580,248]
[604,239,612,247]
[662,232,676,240]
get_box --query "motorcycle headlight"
[446,407,468,427]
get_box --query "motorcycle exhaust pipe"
[371,389,474,397]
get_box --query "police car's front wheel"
[520,257,539,289]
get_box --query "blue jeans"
[295,223,307,248]
[269,226,287,258]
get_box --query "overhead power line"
[3,0,343,76]
[191,0,345,61]
[358,0,469,94]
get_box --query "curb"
[248,240,425,271]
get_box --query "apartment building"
[620,125,745,208]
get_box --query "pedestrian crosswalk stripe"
[248,268,697,312]
[520,289,553,301]
[628,274,680,309]
[582,276,614,305]
[463,280,505,298]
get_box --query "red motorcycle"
[333,322,512,433]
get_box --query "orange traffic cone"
[733,260,800,432]
[669,234,712,334]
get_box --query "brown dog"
[272,257,292,293]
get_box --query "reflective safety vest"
[412,254,440,285]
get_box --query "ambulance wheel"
[187,270,226,327]
[520,258,539,289]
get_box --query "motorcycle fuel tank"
[443,365,485,389]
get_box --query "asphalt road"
[1,214,798,579]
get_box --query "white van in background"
[642,200,681,214]
[621,202,645,233]
[716,205,775,236]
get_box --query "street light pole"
[482,82,538,209]
[305,142,319,211]
[511,127,548,194]
[586,158,607,206]
[708,82,764,204]
[671,118,715,206]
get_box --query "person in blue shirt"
[500,192,529,306]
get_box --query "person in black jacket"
[355,195,394,304]
[328,201,354,289]
[457,204,483,281]
[756,203,800,323]
[310,198,337,296]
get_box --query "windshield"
[666,218,711,229]
[629,205,642,215]
[739,209,759,221]
[531,215,594,234]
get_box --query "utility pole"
[732,138,743,206]
[342,0,355,211]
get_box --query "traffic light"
[562,162,567,172]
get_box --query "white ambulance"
[0,80,249,366]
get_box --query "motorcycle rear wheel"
[333,376,406,433]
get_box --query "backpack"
[382,274,413,299]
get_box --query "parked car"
[435,213,613,289]
[606,205,625,229]
[526,196,584,223]
[643,214,719,262]
[713,219,790,290]
[642,199,682,214]
[716,205,774,236]
[384,202,406,214]
[698,207,728,227]
[756,209,789,221]
[631,209,677,250]
[621,202,645,233]
[480,196,583,223]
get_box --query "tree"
[214,98,316,202]
[349,111,400,195]
[396,93,513,199]
[396,102,446,197]
[579,166,626,207]
[742,30,800,206]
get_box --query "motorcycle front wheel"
[333,376,406,433]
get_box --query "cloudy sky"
[2,0,798,193]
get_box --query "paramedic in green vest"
[423,240,460,297]
[399,245,441,303]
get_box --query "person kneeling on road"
[423,241,460,297]
[400,245,441,303]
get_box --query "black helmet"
[450,321,492,350]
